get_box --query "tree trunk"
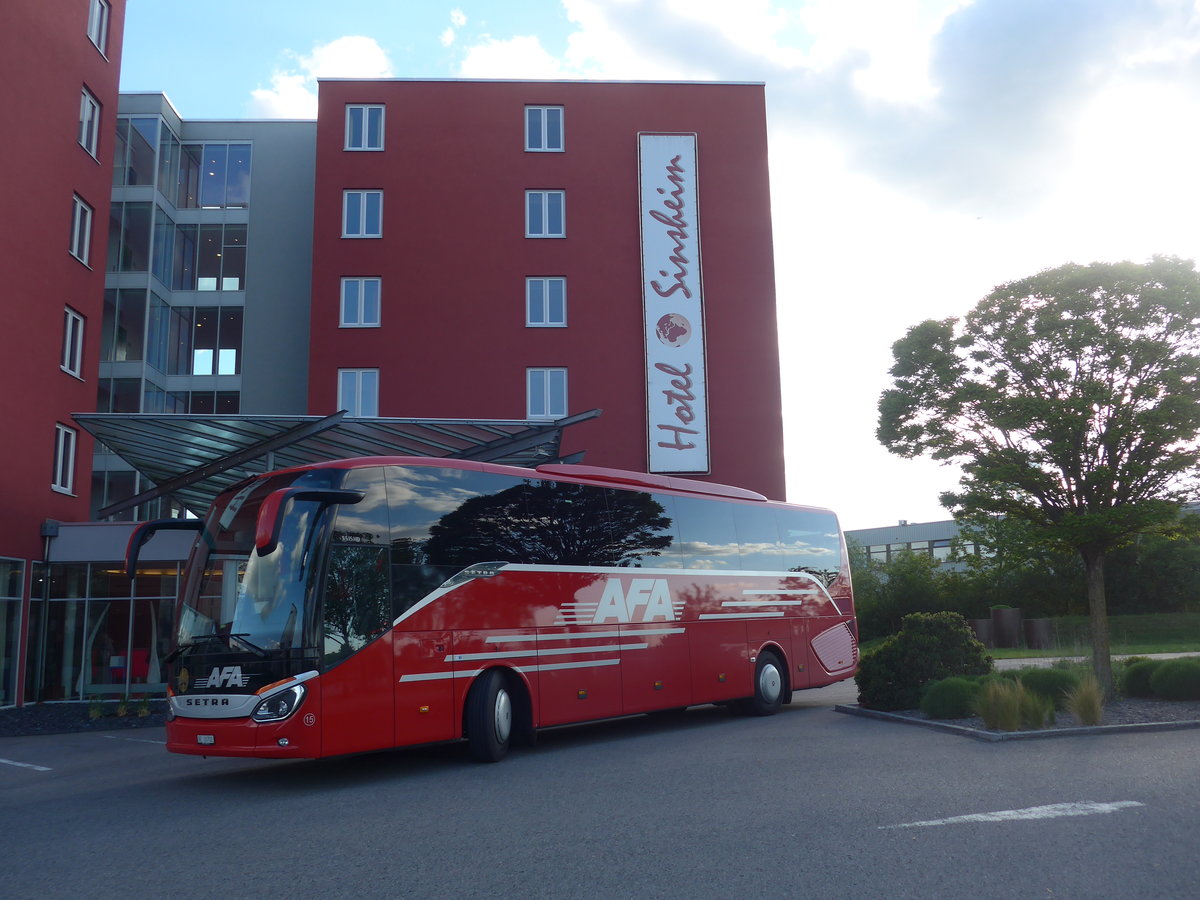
[1080,548,1115,699]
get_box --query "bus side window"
[674,496,739,570]
[732,504,785,571]
[386,466,522,614]
[605,488,680,568]
[778,509,842,586]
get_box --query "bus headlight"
[251,684,306,722]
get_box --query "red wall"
[0,0,125,562]
[309,80,784,499]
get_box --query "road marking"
[883,801,1145,829]
[100,735,167,745]
[0,757,52,772]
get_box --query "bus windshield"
[178,469,339,657]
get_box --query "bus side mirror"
[254,488,365,556]
[125,519,204,578]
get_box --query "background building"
[95,93,316,520]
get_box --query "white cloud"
[451,8,467,28]
[441,27,456,47]
[249,36,393,118]
[459,35,569,78]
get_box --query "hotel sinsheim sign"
[639,132,709,474]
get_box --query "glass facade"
[0,559,23,707]
[23,562,178,702]
[97,113,254,522]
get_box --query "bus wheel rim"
[494,689,512,743]
[760,663,781,703]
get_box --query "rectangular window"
[527,368,567,419]
[53,425,77,494]
[62,308,85,377]
[343,190,383,237]
[70,195,92,265]
[79,88,101,157]
[526,277,566,326]
[345,105,385,150]
[526,191,565,238]
[339,369,380,417]
[525,106,564,151]
[87,0,110,54]
[341,278,382,327]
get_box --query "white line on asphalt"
[882,801,1145,829]
[100,735,167,745]
[0,757,52,772]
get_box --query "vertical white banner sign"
[639,133,709,473]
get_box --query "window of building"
[53,425,77,494]
[87,0,110,55]
[112,118,159,188]
[196,224,247,291]
[343,191,383,238]
[526,191,565,238]
[339,369,380,417]
[79,88,101,157]
[62,308,85,378]
[341,278,382,327]
[106,201,152,273]
[527,368,567,418]
[526,277,566,327]
[525,106,564,151]
[345,105,384,150]
[189,307,243,375]
[69,196,92,265]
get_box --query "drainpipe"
[33,520,60,702]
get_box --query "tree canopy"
[877,256,1200,692]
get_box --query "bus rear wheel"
[745,650,785,716]
[466,669,513,762]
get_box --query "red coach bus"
[131,458,857,762]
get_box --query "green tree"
[878,257,1200,695]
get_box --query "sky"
[118,0,1200,530]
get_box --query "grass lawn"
[862,613,1200,658]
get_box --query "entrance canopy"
[74,409,600,518]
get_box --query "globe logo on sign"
[656,313,692,347]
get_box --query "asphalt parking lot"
[2,677,1198,899]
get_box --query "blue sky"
[118,0,1200,529]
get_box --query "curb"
[833,704,1200,742]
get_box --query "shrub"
[1020,667,1081,710]
[1148,658,1200,701]
[1064,674,1104,726]
[975,679,1053,731]
[1120,659,1165,698]
[920,677,981,719]
[855,612,993,710]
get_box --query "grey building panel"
[48,521,196,563]
[845,519,961,547]
[175,118,317,415]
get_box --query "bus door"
[393,630,456,747]
[319,541,395,756]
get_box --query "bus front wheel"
[466,669,513,762]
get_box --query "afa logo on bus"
[592,578,675,624]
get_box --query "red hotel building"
[309,79,785,499]
[0,0,126,705]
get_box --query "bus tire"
[466,669,513,762]
[747,650,785,716]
